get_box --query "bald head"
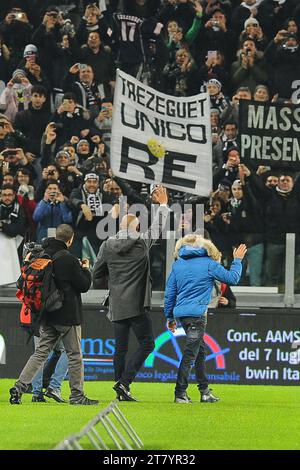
[120,214,140,231]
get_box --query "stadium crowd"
[1,0,300,290]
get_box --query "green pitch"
[0,380,299,450]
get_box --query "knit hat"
[55,150,70,160]
[76,139,90,150]
[84,173,99,182]
[244,17,259,29]
[207,79,222,91]
[12,69,27,79]
[23,44,38,58]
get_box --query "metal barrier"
[54,400,143,451]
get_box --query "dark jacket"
[0,199,25,237]
[43,238,91,326]
[14,105,51,157]
[92,205,170,321]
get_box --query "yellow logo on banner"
[147,138,166,158]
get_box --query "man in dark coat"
[9,224,99,405]
[92,186,169,401]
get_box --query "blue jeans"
[175,315,208,396]
[31,336,68,395]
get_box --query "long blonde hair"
[174,234,221,262]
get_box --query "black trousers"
[113,310,155,387]
[175,315,209,396]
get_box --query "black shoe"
[32,394,47,403]
[9,386,22,405]
[200,388,220,403]
[69,395,99,405]
[113,381,138,402]
[24,384,33,394]
[45,387,67,403]
[174,393,192,404]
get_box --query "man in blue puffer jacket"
[164,233,247,404]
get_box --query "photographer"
[231,38,268,94]
[33,180,72,241]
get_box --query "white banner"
[0,233,20,286]
[110,70,212,196]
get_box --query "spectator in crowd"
[69,172,115,260]
[48,92,91,150]
[207,78,230,114]
[14,85,50,158]
[247,170,300,286]
[0,183,26,239]
[198,50,231,96]
[0,69,32,122]
[213,121,238,174]
[0,33,10,83]
[31,6,64,85]
[94,96,113,148]
[258,0,292,40]
[223,176,264,286]
[80,31,116,93]
[213,146,241,189]
[220,85,252,124]
[15,168,36,240]
[33,180,73,241]
[35,164,60,202]
[165,2,203,64]
[253,84,270,101]
[238,18,268,52]
[264,30,300,99]
[63,63,102,120]
[231,38,268,95]
[195,7,238,67]
[163,48,198,96]
[0,7,33,71]
[231,0,261,34]
[77,2,112,47]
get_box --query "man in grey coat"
[92,186,169,401]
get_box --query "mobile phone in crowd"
[207,50,217,61]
